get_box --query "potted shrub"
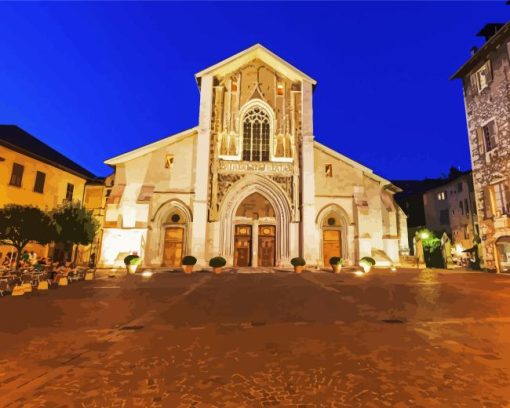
[182,255,197,274]
[291,257,306,273]
[124,254,141,274]
[329,256,343,273]
[209,256,226,274]
[359,256,376,273]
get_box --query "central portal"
[233,192,276,267]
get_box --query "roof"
[0,125,96,180]
[104,127,198,165]
[392,170,472,197]
[451,21,510,79]
[195,44,317,89]
[314,141,401,192]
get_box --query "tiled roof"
[0,125,96,180]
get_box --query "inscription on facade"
[219,160,293,175]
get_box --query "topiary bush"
[359,256,376,266]
[329,256,343,266]
[290,257,306,267]
[124,254,141,266]
[182,256,197,266]
[209,256,226,268]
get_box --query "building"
[0,125,102,262]
[452,22,510,272]
[393,177,445,253]
[422,171,478,252]
[99,44,409,269]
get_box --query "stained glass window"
[242,106,271,161]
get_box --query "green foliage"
[52,201,98,246]
[329,257,343,266]
[291,257,306,267]
[182,255,197,265]
[124,254,140,266]
[209,256,226,268]
[359,256,376,266]
[417,228,441,251]
[0,204,55,253]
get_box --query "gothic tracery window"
[242,106,271,161]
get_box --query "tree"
[52,202,99,265]
[0,205,55,269]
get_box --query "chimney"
[476,23,504,42]
[470,46,478,56]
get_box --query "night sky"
[0,2,508,180]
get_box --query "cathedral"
[99,44,408,268]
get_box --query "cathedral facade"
[99,44,408,268]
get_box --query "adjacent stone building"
[422,171,478,252]
[452,22,510,272]
[100,44,409,269]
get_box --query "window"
[459,201,464,215]
[483,122,496,152]
[65,183,74,201]
[325,164,333,177]
[242,106,271,162]
[437,191,446,201]
[33,171,46,193]
[276,82,284,96]
[472,60,492,93]
[493,181,510,216]
[465,199,469,214]
[9,163,24,187]
[439,209,450,225]
[457,182,463,192]
[164,154,174,169]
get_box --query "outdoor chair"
[85,269,95,281]
[11,284,24,296]
[57,273,69,287]
[0,281,10,296]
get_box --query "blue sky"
[0,1,508,180]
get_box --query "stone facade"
[453,23,510,272]
[422,172,478,251]
[99,44,408,269]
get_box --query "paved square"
[1,268,510,407]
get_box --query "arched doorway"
[233,192,276,267]
[219,175,292,267]
[496,236,510,273]
[316,204,350,267]
[162,210,187,267]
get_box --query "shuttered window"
[33,171,46,193]
[9,163,24,187]
[493,182,510,216]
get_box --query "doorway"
[323,229,342,267]
[258,225,275,267]
[234,225,252,266]
[163,227,184,267]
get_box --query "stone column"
[191,75,214,266]
[300,80,318,264]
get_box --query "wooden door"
[163,227,184,267]
[234,225,252,267]
[323,230,341,267]
[258,225,275,267]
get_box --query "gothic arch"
[219,174,292,264]
[148,199,193,266]
[316,203,351,265]
[239,99,275,162]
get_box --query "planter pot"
[212,267,223,274]
[294,266,304,273]
[127,264,138,274]
[182,265,194,274]
[361,264,372,273]
[332,265,342,274]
